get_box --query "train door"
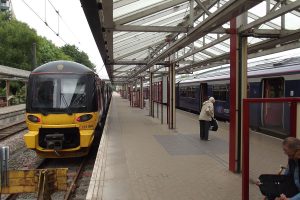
[261,77,284,128]
[200,83,208,106]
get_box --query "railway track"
[2,106,106,200]
[4,143,98,200]
[0,121,27,140]
[4,156,87,200]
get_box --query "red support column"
[160,80,163,124]
[242,99,250,200]
[291,102,297,137]
[229,18,238,172]
[167,77,169,124]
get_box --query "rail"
[242,97,300,200]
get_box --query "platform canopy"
[0,65,30,81]
[80,0,300,84]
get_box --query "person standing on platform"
[199,97,215,141]
[276,137,300,200]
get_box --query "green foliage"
[0,81,5,96]
[0,11,97,105]
[37,37,72,65]
[0,12,38,70]
[11,83,26,105]
[0,11,96,70]
[61,45,96,70]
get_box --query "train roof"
[32,60,95,74]
[179,57,300,84]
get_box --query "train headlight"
[27,115,41,123]
[76,114,93,122]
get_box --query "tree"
[37,37,71,66]
[0,12,38,70]
[61,45,95,70]
[0,11,97,105]
[0,12,96,71]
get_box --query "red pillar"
[229,18,238,172]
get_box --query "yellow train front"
[24,61,104,158]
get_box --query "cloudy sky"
[11,0,109,79]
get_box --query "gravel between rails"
[0,128,101,200]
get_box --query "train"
[24,61,111,158]
[151,57,300,138]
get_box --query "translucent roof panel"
[114,0,166,18]
[81,0,300,81]
[285,13,300,29]
[127,3,189,26]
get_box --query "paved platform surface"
[0,104,26,128]
[89,93,287,200]
[0,104,25,115]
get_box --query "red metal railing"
[242,97,300,200]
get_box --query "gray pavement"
[90,93,287,200]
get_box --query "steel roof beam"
[177,29,300,72]
[113,70,130,73]
[110,60,169,65]
[240,0,300,33]
[113,18,184,44]
[113,76,131,78]
[248,12,280,29]
[113,0,139,9]
[114,39,165,61]
[128,0,263,80]
[175,35,230,62]
[131,0,220,74]
[283,0,300,17]
[195,0,211,15]
[201,50,216,58]
[143,0,219,61]
[113,65,136,72]
[243,29,291,38]
[115,32,165,48]
[80,0,111,78]
[114,0,189,25]
[248,41,300,58]
[102,0,114,66]
[111,25,188,33]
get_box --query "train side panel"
[177,83,200,113]
[249,81,262,129]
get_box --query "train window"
[262,77,285,130]
[263,77,284,98]
[212,85,228,101]
[36,81,55,107]
[180,86,196,99]
[61,78,86,108]
[30,75,89,113]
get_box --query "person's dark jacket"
[285,159,300,200]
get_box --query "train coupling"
[44,134,64,150]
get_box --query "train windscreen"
[28,74,91,113]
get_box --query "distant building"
[0,0,10,12]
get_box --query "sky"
[11,0,109,79]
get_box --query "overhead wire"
[47,0,81,46]
[97,64,105,74]
[20,0,84,45]
[21,0,67,44]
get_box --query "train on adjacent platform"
[24,61,111,158]
[151,57,300,138]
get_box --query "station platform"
[0,104,25,128]
[87,93,287,200]
[0,104,25,115]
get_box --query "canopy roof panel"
[80,0,300,84]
